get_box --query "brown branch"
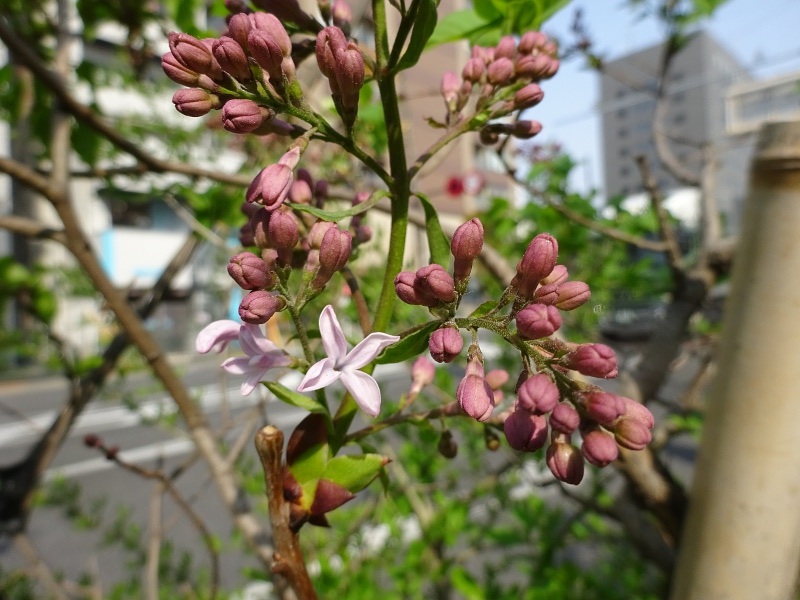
[145,479,165,600]
[0,155,52,197]
[254,426,318,600]
[341,266,372,334]
[0,215,67,243]
[636,155,684,277]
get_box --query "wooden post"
[671,121,800,599]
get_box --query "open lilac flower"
[297,305,399,417]
[196,320,292,395]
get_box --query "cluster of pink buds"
[438,31,558,134]
[396,216,654,484]
[164,10,305,132]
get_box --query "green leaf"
[289,438,328,485]
[288,190,388,222]
[416,194,450,267]
[474,0,502,20]
[321,454,387,493]
[468,300,498,318]
[426,9,502,48]
[263,381,329,415]
[375,321,440,365]
[395,0,439,72]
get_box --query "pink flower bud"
[172,89,217,117]
[332,0,352,28]
[620,397,655,429]
[451,218,484,280]
[614,418,653,451]
[549,403,580,434]
[514,233,558,298]
[278,147,301,170]
[318,227,352,275]
[485,369,509,390]
[260,163,293,210]
[227,251,276,290]
[532,281,560,305]
[415,264,456,303]
[461,58,484,83]
[238,290,284,324]
[395,271,436,306]
[504,410,548,452]
[516,304,562,340]
[495,35,517,60]
[335,42,365,107]
[268,211,299,265]
[168,33,215,75]
[239,221,255,246]
[316,26,347,81]
[457,371,494,421]
[227,13,252,51]
[249,12,292,57]
[555,281,591,311]
[581,428,619,467]
[212,36,252,81]
[248,29,284,83]
[517,373,559,414]
[429,326,463,363]
[518,31,546,54]
[411,356,436,388]
[222,99,271,133]
[511,120,543,139]
[584,392,626,426]
[289,179,312,204]
[487,57,514,85]
[441,71,460,110]
[565,344,618,379]
[251,209,271,248]
[514,83,544,109]
[162,52,200,87]
[308,220,335,249]
[246,169,266,204]
[515,54,553,80]
[541,264,568,286]
[546,441,584,484]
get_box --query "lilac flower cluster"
[439,32,559,137]
[396,218,654,484]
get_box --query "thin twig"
[13,533,70,600]
[636,155,684,277]
[145,478,165,600]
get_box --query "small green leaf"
[264,381,329,415]
[416,193,451,268]
[426,9,502,48]
[375,321,440,365]
[395,0,438,72]
[321,454,387,493]
[288,190,388,222]
[468,300,498,318]
[290,440,328,486]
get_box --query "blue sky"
[533,0,800,196]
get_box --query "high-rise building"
[598,31,753,233]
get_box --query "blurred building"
[725,69,800,135]
[598,31,754,234]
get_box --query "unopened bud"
[395,271,436,306]
[485,369,509,390]
[511,120,543,139]
[308,220,336,249]
[260,163,293,210]
[172,89,218,117]
[485,427,501,451]
[514,83,544,109]
[584,392,626,426]
[227,251,276,290]
[249,12,292,57]
[268,211,299,265]
[515,54,552,80]
[248,29,284,83]
[555,281,591,311]
[546,441,584,484]
[168,33,215,75]
[162,52,200,87]
[451,218,484,280]
[457,371,494,421]
[227,13,252,51]
[532,281,560,305]
[565,344,618,379]
[517,373,559,414]
[212,36,252,81]
[411,356,436,388]
[83,433,102,448]
[441,71,460,111]
[487,57,514,85]
[222,99,271,133]
[238,290,284,324]
[516,304,562,340]
[518,31,546,54]
[614,417,653,451]
[316,26,347,81]
[336,42,365,108]
[289,179,313,204]
[581,428,619,467]
[415,264,456,303]
[318,227,352,275]
[429,326,463,363]
[438,430,458,458]
[620,397,655,429]
[251,209,271,248]
[461,58,484,83]
[540,264,568,286]
[549,403,580,434]
[514,233,558,298]
[332,0,352,28]
[504,410,548,452]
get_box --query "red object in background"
[446,176,464,197]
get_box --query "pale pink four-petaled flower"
[297,305,399,417]
[196,320,292,395]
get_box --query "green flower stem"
[285,300,314,364]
